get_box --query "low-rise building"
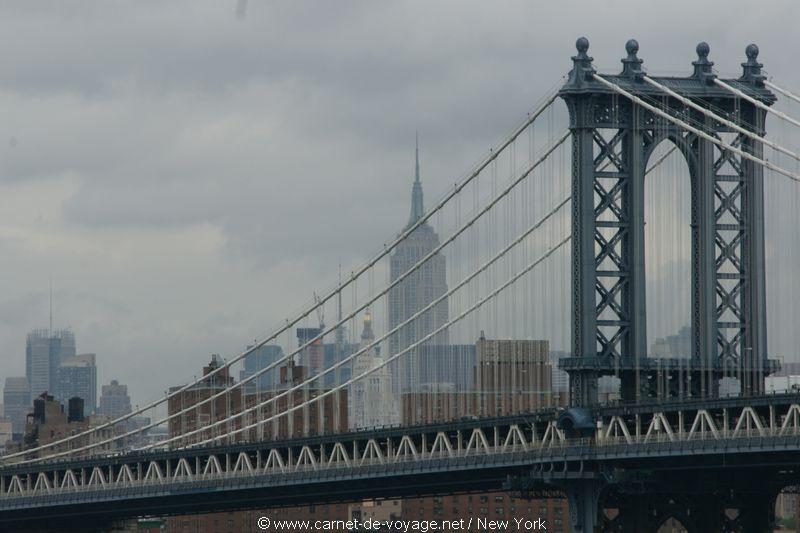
[9,392,115,459]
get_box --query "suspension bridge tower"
[558,38,780,406]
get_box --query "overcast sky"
[0,1,798,406]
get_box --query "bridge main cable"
[641,75,800,164]
[714,78,800,130]
[152,197,572,449]
[12,129,571,463]
[0,87,562,463]
[49,134,569,458]
[765,80,800,106]
[150,125,679,450]
[187,237,572,449]
[592,74,800,183]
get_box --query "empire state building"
[388,136,449,392]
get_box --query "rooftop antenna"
[49,276,53,335]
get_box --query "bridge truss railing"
[3,396,800,503]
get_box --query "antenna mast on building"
[49,276,53,335]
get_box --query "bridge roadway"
[2,394,800,531]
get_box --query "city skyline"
[1,0,799,410]
[2,5,800,531]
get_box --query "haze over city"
[1,0,798,407]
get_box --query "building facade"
[400,336,569,532]
[25,329,76,403]
[166,356,350,532]
[167,355,244,446]
[3,377,30,435]
[57,353,97,414]
[349,311,400,430]
[0,420,12,453]
[388,139,449,393]
[239,344,284,392]
[11,392,115,459]
[98,380,132,419]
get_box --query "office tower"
[98,380,132,419]
[25,329,76,402]
[3,377,30,434]
[296,327,324,375]
[388,137,449,392]
[349,311,399,430]
[57,353,97,414]
[399,344,476,392]
[400,336,568,528]
[167,355,242,445]
[239,344,283,391]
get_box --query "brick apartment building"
[400,337,570,532]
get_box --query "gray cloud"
[0,0,799,404]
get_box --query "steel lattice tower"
[558,38,779,405]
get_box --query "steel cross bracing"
[3,394,800,517]
[559,38,783,404]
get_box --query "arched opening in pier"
[645,140,692,362]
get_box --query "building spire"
[415,131,420,184]
[407,131,424,227]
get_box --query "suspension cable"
[592,74,800,183]
[642,76,800,164]
[11,131,570,464]
[188,236,572,448]
[765,80,800,106]
[147,197,572,450]
[0,87,563,463]
[714,78,800,130]
[149,127,679,451]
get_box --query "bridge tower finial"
[692,42,716,84]
[407,132,424,227]
[741,44,765,86]
[566,37,595,87]
[620,39,644,79]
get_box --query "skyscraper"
[349,310,399,430]
[98,380,132,420]
[3,377,30,434]
[57,353,98,414]
[388,136,449,392]
[25,329,76,403]
[239,344,283,391]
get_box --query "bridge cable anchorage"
[0,86,563,464]
[714,78,800,130]
[642,75,800,164]
[12,129,571,464]
[149,196,573,450]
[592,74,800,184]
[186,236,573,449]
[765,80,800,106]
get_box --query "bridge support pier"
[599,489,777,533]
[736,492,776,533]
[565,479,603,533]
